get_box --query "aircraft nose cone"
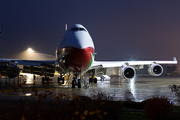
[66,47,94,72]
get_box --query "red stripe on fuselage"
[57,47,94,72]
[67,47,94,72]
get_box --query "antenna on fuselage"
[65,24,67,31]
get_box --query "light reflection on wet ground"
[0,75,180,105]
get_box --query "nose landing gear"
[72,72,81,88]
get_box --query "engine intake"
[120,66,136,80]
[148,64,163,76]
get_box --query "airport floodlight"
[28,48,33,52]
[28,48,33,60]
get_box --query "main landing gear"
[72,72,81,88]
[89,76,97,83]
[42,77,50,84]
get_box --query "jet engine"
[120,66,136,80]
[0,64,20,78]
[148,63,163,76]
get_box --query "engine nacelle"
[120,66,136,80]
[148,64,163,76]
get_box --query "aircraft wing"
[0,58,55,66]
[91,57,177,68]
[90,57,177,80]
[0,58,56,78]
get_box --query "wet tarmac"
[0,75,180,105]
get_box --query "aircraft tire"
[62,77,64,84]
[72,80,75,88]
[58,77,60,83]
[89,78,92,83]
[42,77,44,84]
[94,78,97,83]
[78,79,81,88]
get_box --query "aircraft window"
[69,27,86,32]
[70,27,78,31]
[79,28,86,31]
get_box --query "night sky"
[0,1,180,68]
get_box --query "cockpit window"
[69,27,86,32]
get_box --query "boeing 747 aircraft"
[0,24,178,88]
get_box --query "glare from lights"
[28,48,33,60]
[28,48,33,52]
[25,93,32,96]
[20,73,33,84]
